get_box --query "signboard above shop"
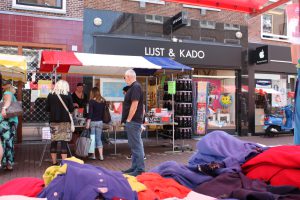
[94,35,242,68]
[255,45,268,65]
[163,11,188,35]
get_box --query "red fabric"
[0,177,44,197]
[39,51,82,73]
[242,145,300,188]
[165,0,268,13]
[137,172,191,200]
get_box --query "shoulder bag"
[0,101,23,118]
[56,93,75,132]
[103,101,111,124]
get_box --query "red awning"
[165,0,280,13]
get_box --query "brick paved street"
[0,134,294,184]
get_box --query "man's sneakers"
[126,154,147,160]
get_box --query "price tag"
[168,81,176,95]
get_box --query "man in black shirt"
[121,69,145,176]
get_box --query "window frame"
[224,23,240,31]
[12,0,66,14]
[145,15,164,24]
[199,20,216,29]
[261,13,289,42]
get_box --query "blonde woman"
[0,80,18,171]
[46,80,74,165]
[86,87,106,160]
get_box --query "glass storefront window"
[193,70,236,130]
[254,73,296,133]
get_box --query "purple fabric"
[150,161,213,189]
[38,160,137,200]
[188,131,266,173]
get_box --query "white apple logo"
[259,50,264,59]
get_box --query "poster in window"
[100,78,126,101]
[263,14,273,34]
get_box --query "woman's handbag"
[56,94,75,132]
[0,101,23,118]
[75,129,91,157]
[103,102,111,124]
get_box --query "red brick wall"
[84,0,248,25]
[0,13,83,51]
[0,0,83,18]
[248,15,290,47]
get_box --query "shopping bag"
[75,129,91,157]
[88,134,95,153]
[0,101,23,118]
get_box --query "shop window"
[200,20,216,29]
[261,10,288,42]
[12,0,66,14]
[193,70,236,130]
[200,37,216,42]
[224,39,240,45]
[145,15,164,24]
[224,23,240,31]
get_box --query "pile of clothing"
[1,131,300,200]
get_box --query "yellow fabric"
[0,54,27,82]
[43,157,84,186]
[64,156,84,164]
[123,174,147,192]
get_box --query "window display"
[193,70,236,130]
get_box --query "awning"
[0,54,27,82]
[39,51,192,76]
[165,0,290,14]
[242,85,281,94]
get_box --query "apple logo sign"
[259,50,264,59]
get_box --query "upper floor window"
[200,20,216,29]
[224,24,240,31]
[12,0,66,14]
[261,9,288,42]
[145,15,164,24]
[200,37,216,42]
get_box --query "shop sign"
[95,36,242,67]
[163,11,188,35]
[256,45,268,65]
[255,79,272,88]
[168,81,176,95]
[144,47,205,59]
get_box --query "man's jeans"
[125,121,145,172]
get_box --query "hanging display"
[196,82,209,135]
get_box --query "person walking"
[0,79,18,171]
[46,80,74,165]
[121,69,145,176]
[85,87,106,161]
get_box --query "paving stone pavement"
[0,134,294,184]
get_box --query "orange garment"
[137,172,191,200]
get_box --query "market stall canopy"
[39,51,192,76]
[165,0,289,14]
[0,53,27,82]
[242,85,281,94]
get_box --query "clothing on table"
[0,91,18,167]
[72,92,88,109]
[136,172,191,200]
[150,161,213,189]
[0,177,44,197]
[38,160,137,200]
[242,145,300,189]
[194,172,300,200]
[121,81,144,124]
[188,130,266,174]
